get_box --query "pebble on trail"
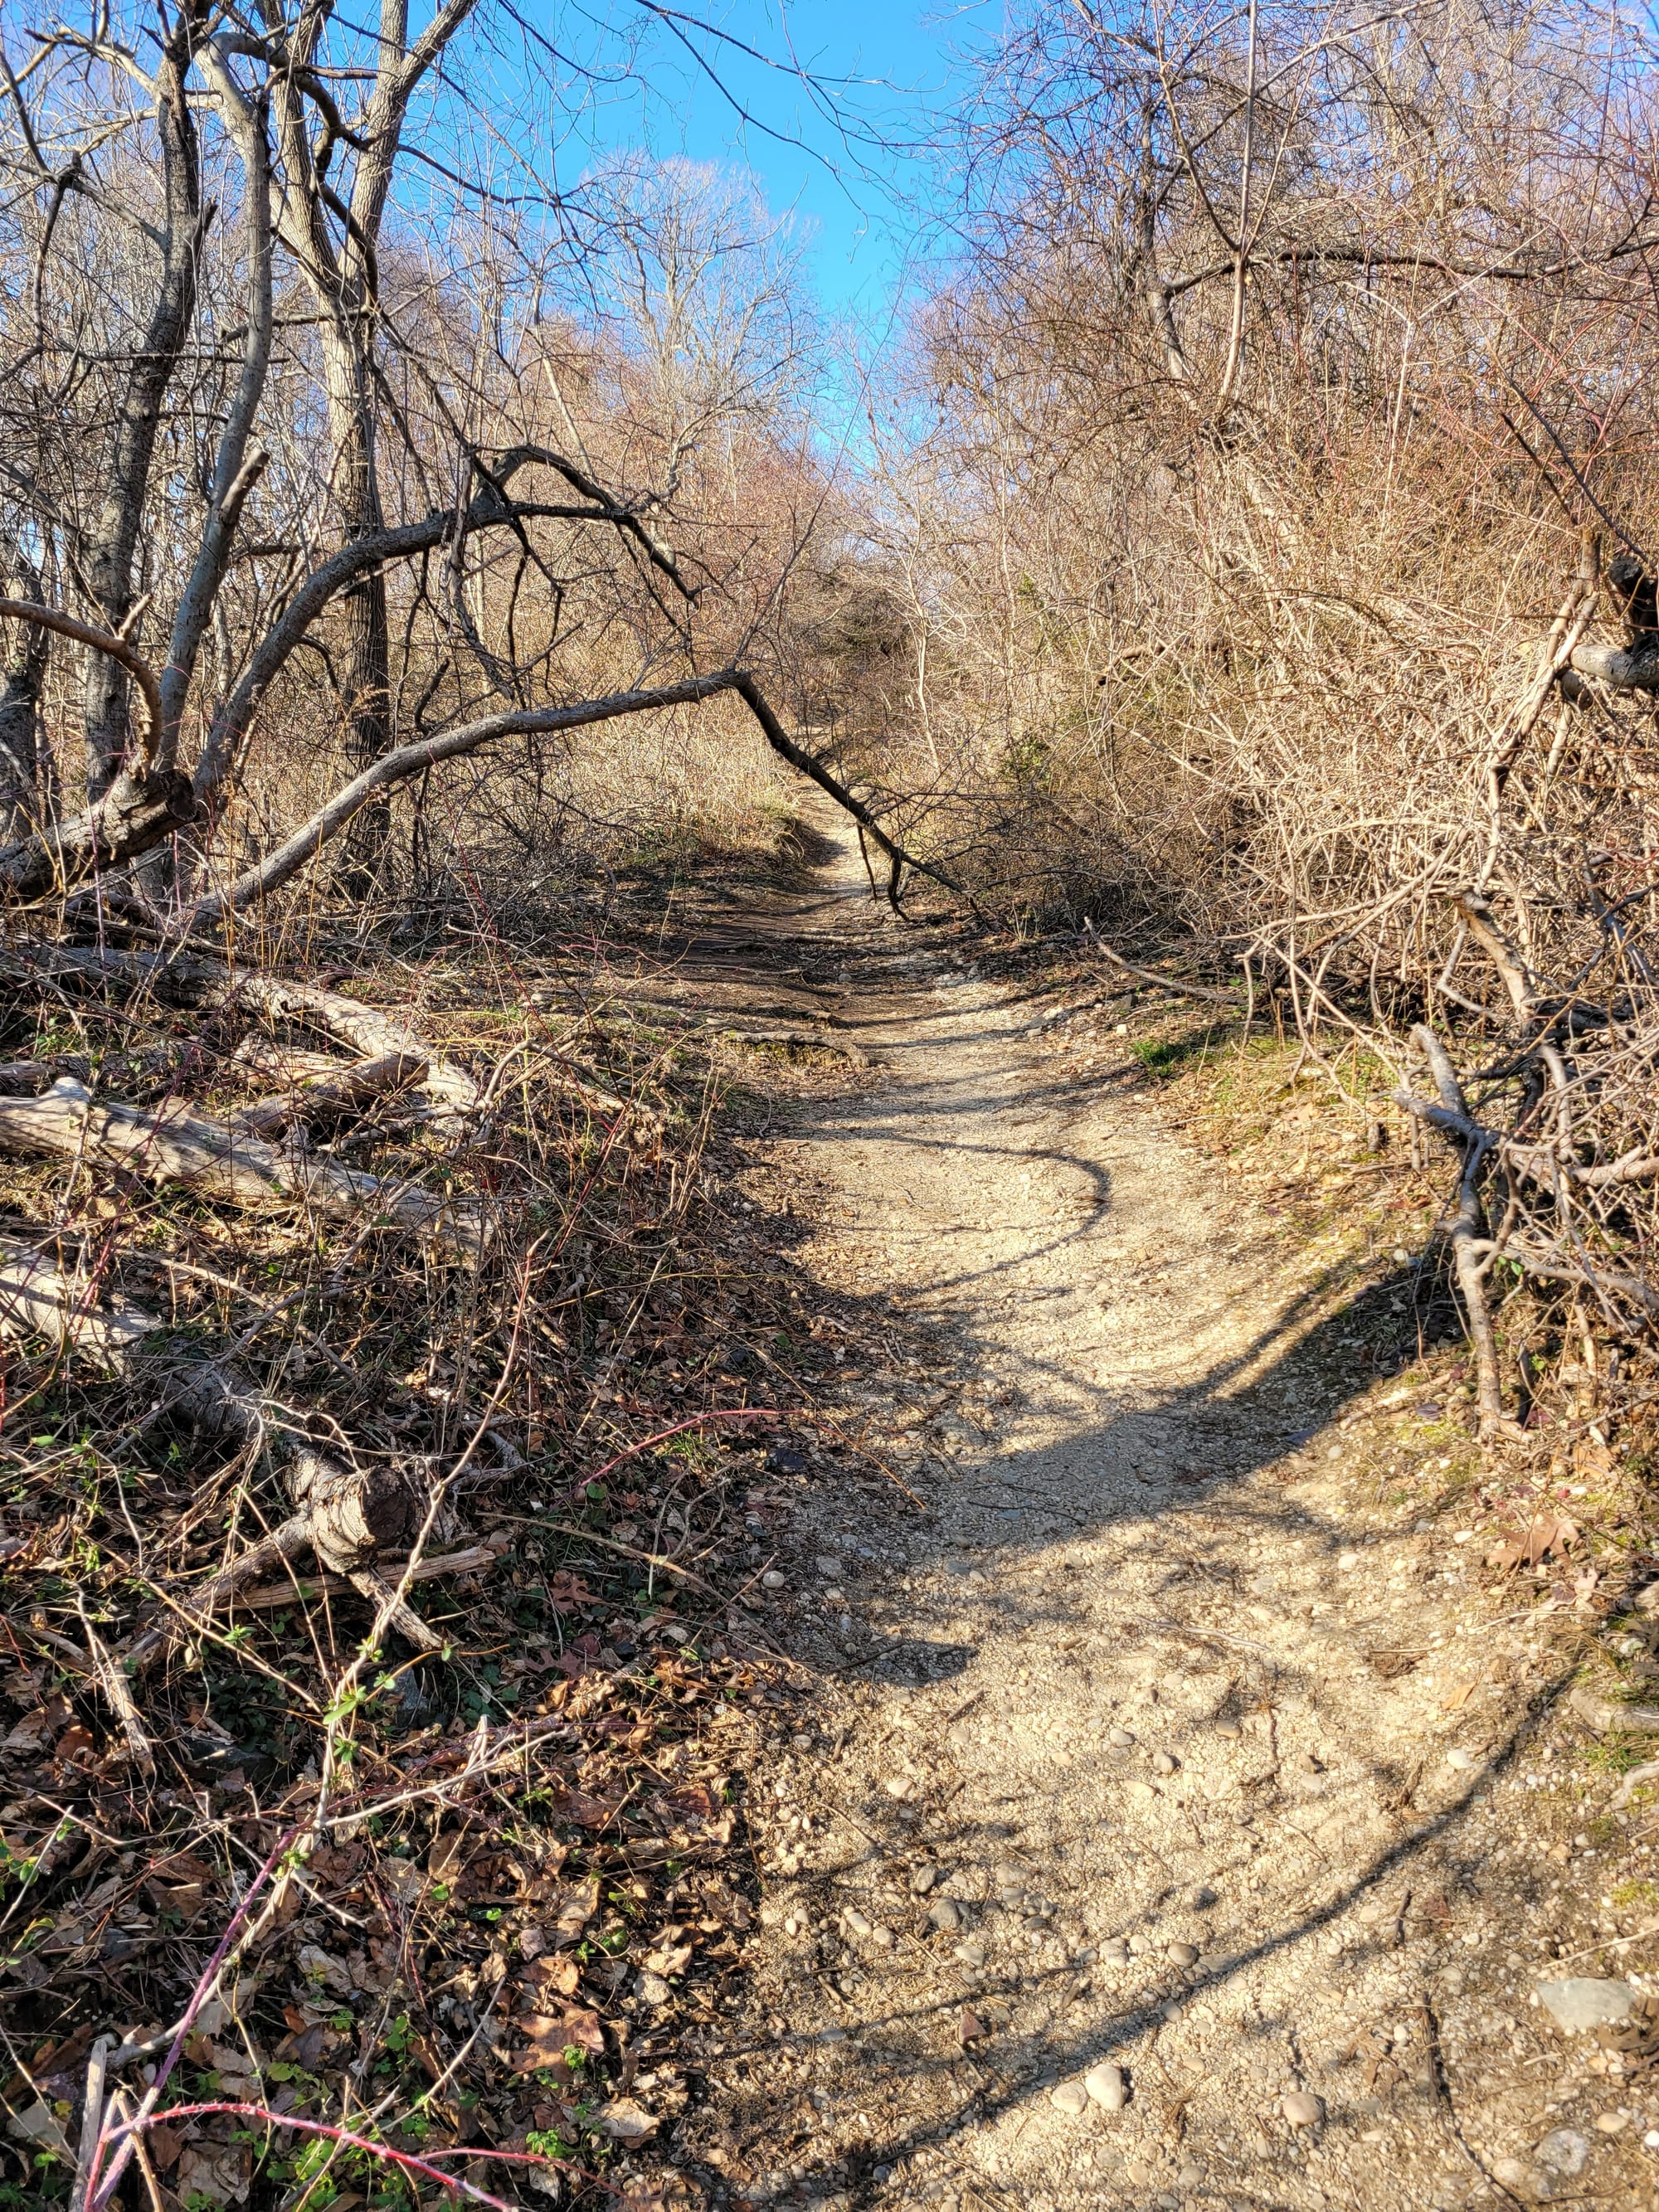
[1085,2060,1128,2110]
[1535,1977,1638,2033]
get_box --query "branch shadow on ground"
[715,1245,1563,2208]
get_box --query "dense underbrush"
[0,845,866,2212]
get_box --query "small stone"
[1175,2166,1202,2190]
[870,1923,895,1948]
[1109,1727,1136,1748]
[911,1864,941,1894]
[815,1555,844,1578]
[929,1898,965,1932]
[1491,2157,1543,2199]
[1593,2110,1627,2135]
[1167,1942,1199,1968]
[1085,2061,1128,2110]
[761,1570,787,1591]
[1337,1552,1360,1572]
[1213,1717,1242,1740]
[1445,1748,1476,1771]
[1536,2129,1589,2176]
[1282,2091,1324,2129]
[992,1856,1025,1886]
[638,1970,671,2005]
[1151,1750,1179,1776]
[843,1908,873,1937]
[1102,1937,1130,1965]
[953,1940,986,1968]
[1049,2078,1089,2116]
[1536,1978,1637,2033]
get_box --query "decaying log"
[0,1077,481,1257]
[1566,637,1659,693]
[0,940,478,1111]
[719,1026,869,1067]
[131,1453,445,1663]
[0,1233,450,1666]
[0,1232,160,1369]
[226,972,476,1107]
[232,1534,509,1610]
[229,1046,426,1135]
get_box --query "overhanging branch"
[0,596,163,766]
[178,668,957,928]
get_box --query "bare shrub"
[854,0,1659,1420]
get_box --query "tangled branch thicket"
[836,0,1659,1432]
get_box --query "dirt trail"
[671,818,1657,2212]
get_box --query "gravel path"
[675,819,1657,2212]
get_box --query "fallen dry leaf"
[642,1939,693,1976]
[2,1707,53,1754]
[550,1876,601,1946]
[148,2121,182,2173]
[175,2135,252,2207]
[1440,1679,1478,1711]
[1487,1511,1579,1571]
[549,1787,611,1828]
[596,2096,659,2143]
[523,1953,582,2001]
[511,2015,593,2077]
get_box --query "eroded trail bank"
[672,821,1659,2212]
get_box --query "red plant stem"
[89,1824,300,2210]
[573,1406,781,1495]
[97,2102,559,2210]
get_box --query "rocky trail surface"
[648,819,1659,2212]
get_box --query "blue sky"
[581,1,985,320]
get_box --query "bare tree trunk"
[263,0,479,887]
[0,552,50,838]
[81,7,207,801]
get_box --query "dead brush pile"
[0,885,830,2212]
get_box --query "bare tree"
[0,3,921,918]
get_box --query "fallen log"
[228,1047,426,1135]
[226,972,477,1108]
[0,941,479,1111]
[718,1026,868,1067]
[0,1077,481,1257]
[0,1233,450,1665]
[229,1534,510,1612]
